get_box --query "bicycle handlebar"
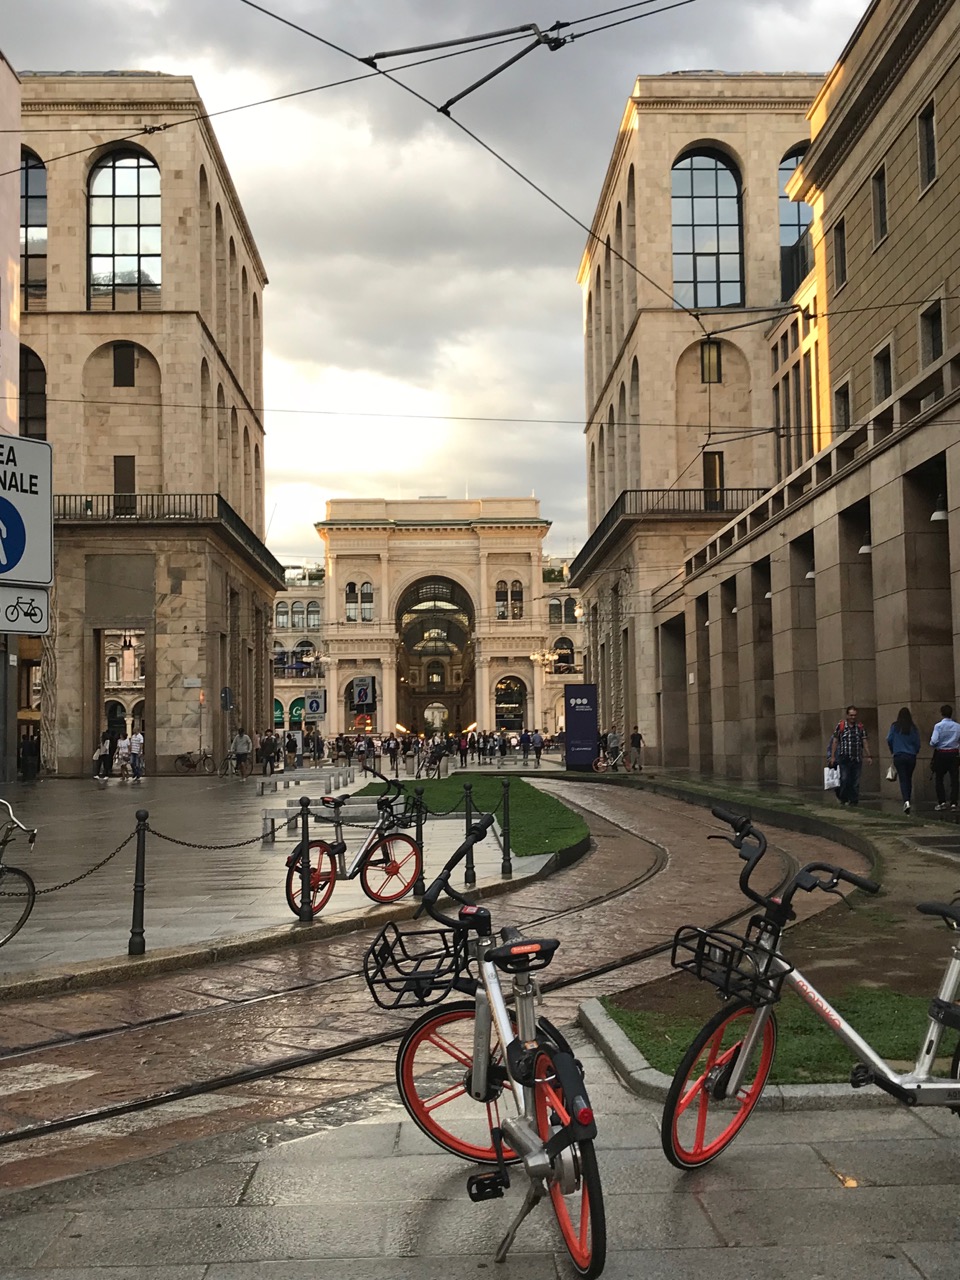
[414,814,495,929]
[709,806,879,913]
[0,798,37,846]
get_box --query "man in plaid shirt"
[828,705,873,806]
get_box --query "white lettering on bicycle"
[793,976,843,1028]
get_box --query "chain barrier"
[0,830,139,897]
[146,812,301,851]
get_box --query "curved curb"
[578,997,896,1112]
[0,831,594,1002]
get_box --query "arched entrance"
[396,577,475,734]
[495,677,526,731]
[104,700,127,737]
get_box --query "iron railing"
[569,487,767,582]
[54,493,286,585]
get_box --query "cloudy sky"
[5,0,868,563]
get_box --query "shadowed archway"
[395,577,475,734]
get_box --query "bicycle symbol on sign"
[5,596,43,625]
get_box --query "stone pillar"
[709,579,740,779]
[737,561,776,783]
[657,613,688,767]
[771,541,820,790]
[380,655,397,735]
[531,660,543,730]
[688,594,712,774]
[326,658,341,733]
[476,657,491,730]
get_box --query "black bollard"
[298,795,314,923]
[128,809,149,955]
[412,785,426,897]
[464,782,476,886]
[500,779,513,878]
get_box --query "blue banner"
[564,683,599,771]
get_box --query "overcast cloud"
[5,0,869,563]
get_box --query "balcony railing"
[54,493,286,586]
[569,487,768,583]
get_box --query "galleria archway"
[395,576,475,734]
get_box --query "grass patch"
[603,987,955,1084]
[357,772,588,857]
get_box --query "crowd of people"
[828,702,960,814]
[244,727,560,774]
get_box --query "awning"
[274,698,284,726]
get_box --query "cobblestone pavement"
[1,1028,959,1278]
[0,784,867,1194]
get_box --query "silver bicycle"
[364,814,606,1276]
[0,798,38,946]
[662,805,960,1168]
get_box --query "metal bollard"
[298,795,314,923]
[464,782,476,886]
[500,779,513,878]
[128,809,149,955]
[412,785,426,897]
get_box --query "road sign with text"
[0,437,53,587]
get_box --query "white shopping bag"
[823,765,840,790]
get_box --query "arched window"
[291,601,305,631]
[20,149,47,312]
[495,580,508,621]
[779,145,813,299]
[671,150,743,308]
[275,601,289,629]
[106,656,120,683]
[88,149,161,311]
[564,597,579,625]
[345,581,358,622]
[548,597,562,626]
[495,676,526,730]
[360,581,374,622]
[510,580,524,620]
[427,661,444,691]
[306,600,321,629]
[553,637,575,673]
[19,347,46,439]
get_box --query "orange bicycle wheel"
[360,833,421,903]
[284,841,337,918]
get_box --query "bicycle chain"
[0,831,138,896]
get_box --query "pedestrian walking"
[520,729,531,766]
[130,728,144,782]
[828,705,872,806]
[231,727,253,780]
[94,731,112,782]
[532,729,544,767]
[260,729,277,776]
[886,707,920,813]
[19,731,40,783]
[116,732,132,782]
[607,726,622,771]
[285,733,298,769]
[629,725,645,772]
[498,730,509,767]
[458,732,469,768]
[930,704,960,811]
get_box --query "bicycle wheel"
[174,754,192,775]
[284,841,337,918]
[201,754,216,775]
[0,866,36,946]
[360,833,421,903]
[218,756,231,778]
[237,756,253,780]
[661,1000,777,1170]
[396,1001,520,1165]
[533,1050,606,1279]
[4,604,18,623]
[591,756,608,773]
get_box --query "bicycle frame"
[723,929,960,1107]
[321,800,402,879]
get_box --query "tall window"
[872,165,888,242]
[306,600,321,629]
[564,597,579,625]
[291,601,305,630]
[510,580,524,620]
[360,581,374,622]
[671,150,743,308]
[345,582,358,622]
[495,580,508,621]
[275,602,289,629]
[548,597,562,626]
[19,348,47,440]
[553,637,575,673]
[833,218,847,290]
[921,301,944,366]
[20,149,47,312]
[834,383,851,430]
[427,661,444,690]
[703,451,724,510]
[779,146,813,298]
[873,345,893,402]
[88,149,161,311]
[918,101,937,189]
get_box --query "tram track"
[0,822,801,1151]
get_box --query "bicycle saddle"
[485,937,561,973]
[917,901,960,929]
[321,794,349,808]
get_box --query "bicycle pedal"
[850,1063,873,1089]
[467,1172,506,1202]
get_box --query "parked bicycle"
[363,814,605,1276]
[284,771,421,916]
[0,799,38,947]
[416,745,445,780]
[592,746,627,773]
[656,804,958,1170]
[219,751,253,780]
[174,748,217,775]
[4,596,43,625]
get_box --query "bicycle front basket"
[670,922,791,1005]
[363,922,466,1010]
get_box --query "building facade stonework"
[17,73,282,775]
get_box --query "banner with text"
[564,683,599,771]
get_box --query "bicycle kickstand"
[493,1180,543,1265]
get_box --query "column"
[737,560,776,783]
[380,655,397,734]
[476,657,492,729]
[325,658,340,734]
[708,579,740,779]
[771,539,819,790]
[531,660,543,730]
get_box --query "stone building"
[574,0,960,799]
[313,498,582,738]
[569,71,823,746]
[17,72,283,775]
[272,562,326,734]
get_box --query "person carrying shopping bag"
[887,707,920,814]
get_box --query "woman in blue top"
[887,707,921,813]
